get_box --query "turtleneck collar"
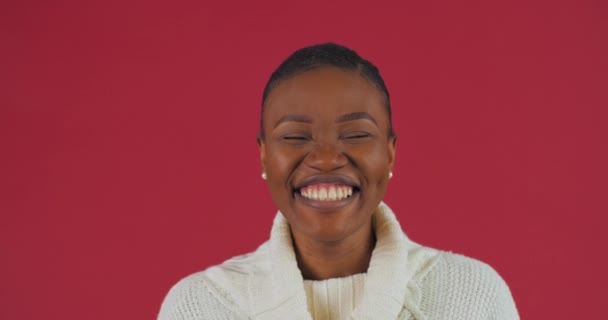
[250,202,436,320]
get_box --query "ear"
[387,135,397,171]
[257,135,266,173]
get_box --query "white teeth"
[328,187,337,200]
[319,188,327,200]
[299,185,354,201]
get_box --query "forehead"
[264,66,386,119]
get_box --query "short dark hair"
[259,43,394,139]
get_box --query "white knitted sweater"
[159,203,519,319]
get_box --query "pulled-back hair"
[260,43,394,139]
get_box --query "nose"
[304,140,348,172]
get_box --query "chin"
[293,207,369,242]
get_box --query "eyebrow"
[273,112,378,128]
[273,114,313,128]
[336,112,378,125]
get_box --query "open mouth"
[295,183,360,201]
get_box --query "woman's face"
[260,66,396,242]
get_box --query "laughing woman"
[158,43,519,320]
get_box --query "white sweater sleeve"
[418,252,519,320]
[158,272,250,320]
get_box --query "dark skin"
[259,66,396,280]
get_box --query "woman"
[159,43,519,319]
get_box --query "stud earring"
[389,171,393,179]
[261,172,267,180]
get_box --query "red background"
[1,0,606,319]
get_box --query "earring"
[261,172,267,180]
[389,171,393,179]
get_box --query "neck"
[292,222,376,280]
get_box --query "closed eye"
[283,135,309,140]
[282,135,310,145]
[342,132,371,139]
[340,132,373,144]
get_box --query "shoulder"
[415,250,519,320]
[158,244,270,320]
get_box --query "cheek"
[351,144,390,182]
[265,146,306,184]
[267,150,292,175]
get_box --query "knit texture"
[303,273,367,320]
[158,203,519,320]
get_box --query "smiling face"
[259,66,396,243]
